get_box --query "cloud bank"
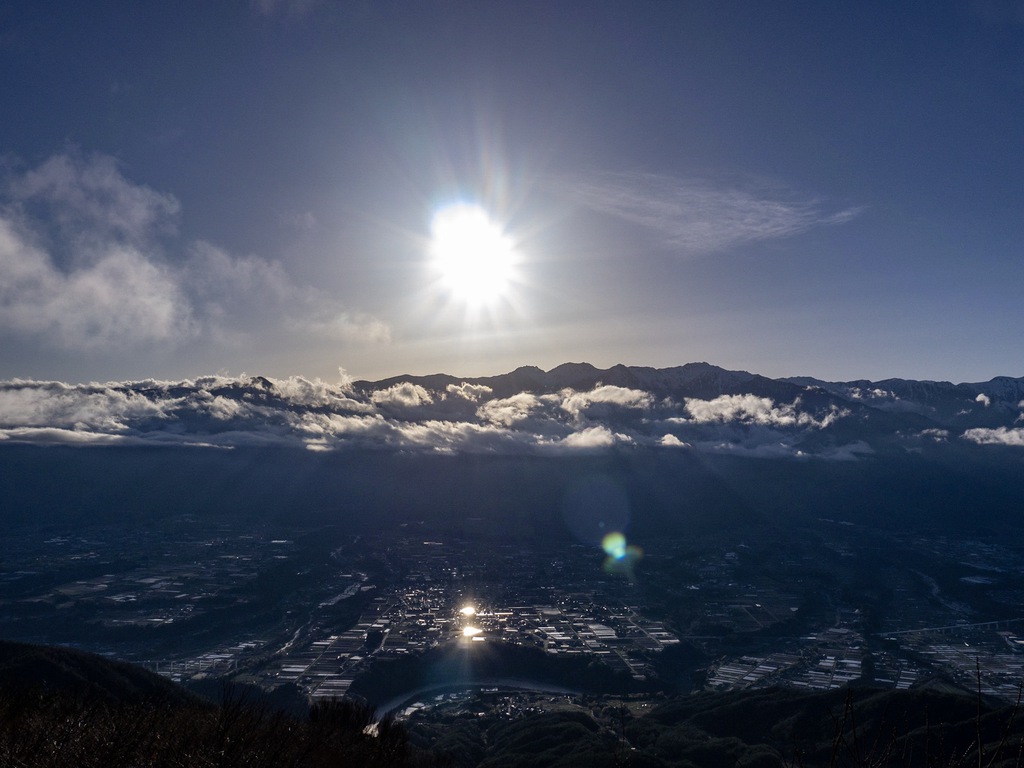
[0,374,863,459]
[4,364,1019,456]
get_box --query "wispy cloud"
[446,382,494,402]
[563,171,862,254]
[10,152,180,245]
[0,152,389,351]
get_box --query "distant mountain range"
[360,360,1024,428]
[1,362,1022,456]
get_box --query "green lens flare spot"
[602,532,627,560]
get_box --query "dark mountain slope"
[0,639,199,706]
[0,641,437,767]
[407,684,1024,768]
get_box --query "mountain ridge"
[353,361,1024,430]
[2,362,1023,455]
[355,361,1024,402]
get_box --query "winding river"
[374,677,581,720]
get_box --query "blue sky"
[1,1,1021,384]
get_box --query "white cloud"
[0,153,389,352]
[658,433,689,447]
[296,412,389,443]
[196,394,251,421]
[0,375,378,449]
[447,382,494,402]
[386,419,526,453]
[563,171,861,255]
[273,375,372,410]
[560,385,654,420]
[976,393,991,407]
[682,394,845,428]
[337,368,356,391]
[477,393,541,426]
[10,152,180,245]
[0,426,132,445]
[848,387,895,401]
[0,380,172,430]
[0,216,193,348]
[559,426,619,449]
[962,427,1024,447]
[370,382,434,408]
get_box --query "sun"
[429,203,516,306]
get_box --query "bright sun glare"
[430,203,515,306]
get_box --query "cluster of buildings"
[239,537,684,699]
[4,516,1024,706]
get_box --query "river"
[374,677,581,719]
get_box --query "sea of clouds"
[3,371,1022,456]
[0,374,870,458]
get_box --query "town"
[3,512,1024,713]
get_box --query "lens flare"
[602,532,628,560]
[601,531,643,578]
